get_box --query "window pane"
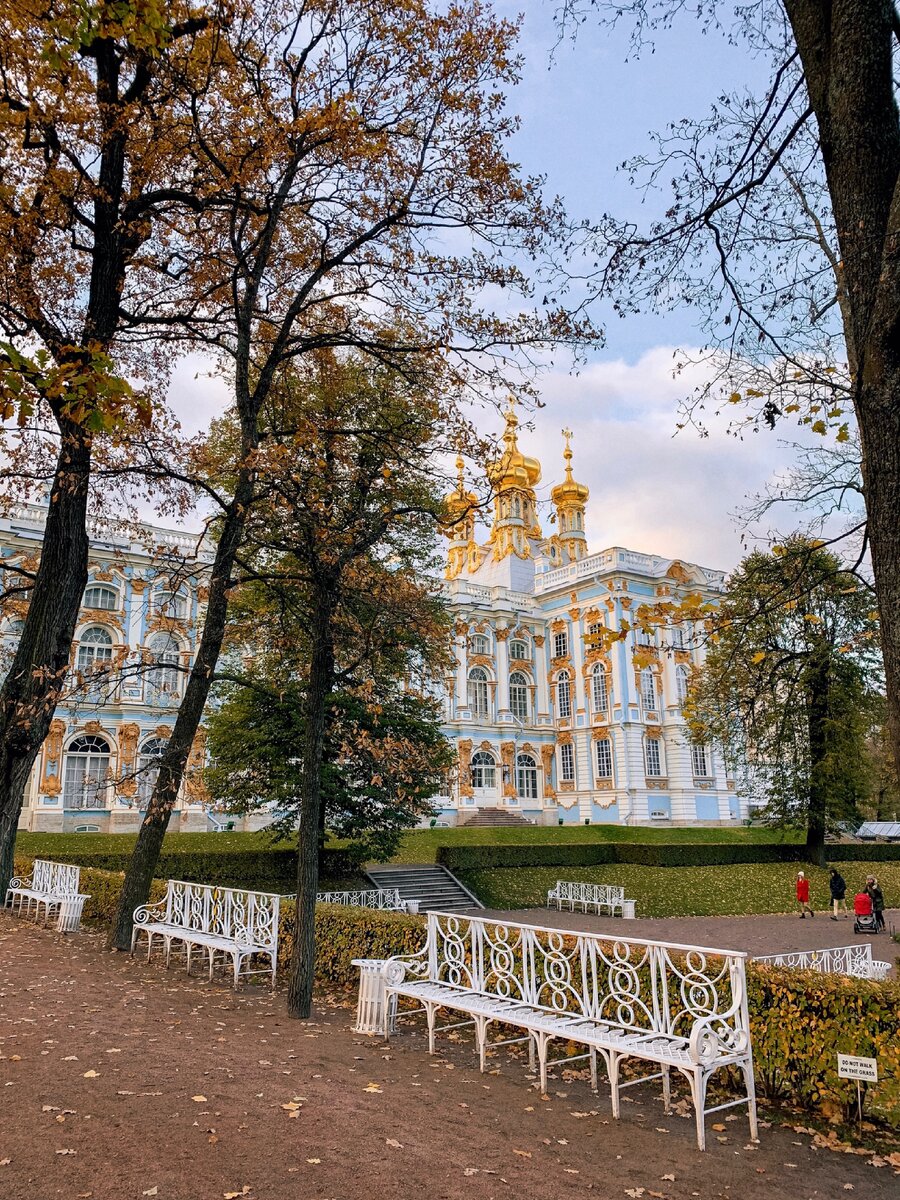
[560,742,575,782]
[516,753,538,799]
[645,738,661,777]
[691,744,709,776]
[557,674,571,718]
[553,631,568,658]
[592,667,608,714]
[595,738,612,778]
[641,669,656,710]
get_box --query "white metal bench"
[316,888,405,911]
[383,911,757,1151]
[5,859,90,932]
[131,879,280,988]
[547,880,635,917]
[754,943,891,981]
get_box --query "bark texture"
[0,424,91,894]
[287,590,336,1019]
[785,0,900,769]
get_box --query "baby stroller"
[853,892,878,934]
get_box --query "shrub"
[437,843,619,870]
[748,966,900,1126]
[277,901,425,986]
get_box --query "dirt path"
[0,913,897,1200]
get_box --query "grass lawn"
[387,823,803,863]
[458,860,900,917]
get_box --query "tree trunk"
[287,590,335,1019]
[804,646,830,868]
[108,468,256,950]
[0,422,92,895]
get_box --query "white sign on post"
[837,1054,878,1083]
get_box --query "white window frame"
[154,587,188,620]
[83,584,118,611]
[691,743,710,777]
[470,633,490,656]
[595,737,613,779]
[556,670,571,719]
[591,665,609,715]
[516,752,538,800]
[645,737,663,778]
[63,735,112,809]
[509,639,528,660]
[467,668,490,717]
[676,664,690,705]
[470,750,496,789]
[509,671,529,721]
[559,742,575,783]
[640,668,657,711]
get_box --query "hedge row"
[11,860,899,1127]
[437,841,900,871]
[14,840,363,889]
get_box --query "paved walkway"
[1,914,898,1200]
[479,907,898,970]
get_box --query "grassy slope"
[460,860,900,917]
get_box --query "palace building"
[434,405,745,826]
[2,501,262,834]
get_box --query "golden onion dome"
[486,401,541,492]
[550,428,589,505]
[443,454,478,534]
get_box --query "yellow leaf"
[192,1095,208,1103]
[751,651,766,664]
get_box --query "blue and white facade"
[435,413,746,827]
[2,501,258,834]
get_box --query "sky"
[168,5,803,573]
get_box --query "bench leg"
[208,947,216,982]
[425,1002,438,1055]
[662,1065,671,1114]
[685,1067,710,1152]
[185,942,193,976]
[473,1015,489,1072]
[533,1031,551,1094]
[232,952,241,989]
[590,1047,598,1093]
[608,1052,622,1120]
[741,1059,759,1141]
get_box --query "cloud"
[507,347,804,573]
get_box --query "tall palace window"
[509,671,529,721]
[516,753,538,800]
[467,668,489,717]
[556,670,572,719]
[591,664,609,715]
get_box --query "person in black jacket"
[828,867,848,920]
[866,876,886,931]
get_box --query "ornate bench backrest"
[32,859,80,896]
[424,912,749,1042]
[754,943,873,976]
[554,881,625,905]
[164,880,280,952]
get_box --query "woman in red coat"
[796,870,814,918]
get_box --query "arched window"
[509,671,529,721]
[470,633,490,656]
[514,497,521,517]
[556,670,571,719]
[675,664,690,705]
[591,664,609,715]
[148,633,181,703]
[83,584,117,611]
[509,639,528,660]
[470,750,496,789]
[137,737,167,808]
[77,626,113,675]
[516,752,538,800]
[154,587,188,620]
[640,668,657,711]
[63,734,111,809]
[467,667,489,717]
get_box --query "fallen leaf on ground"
[192,1095,208,1103]
[55,1148,76,1155]
[661,1175,675,1182]
[513,1150,532,1158]
[223,1189,251,1199]
[142,1189,158,1197]
[0,1159,10,1166]
[82,1070,99,1079]
[363,1084,382,1094]
[306,1158,321,1164]
[386,1139,402,1149]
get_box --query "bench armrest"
[384,945,430,986]
[132,899,167,928]
[8,876,32,891]
[688,1015,750,1065]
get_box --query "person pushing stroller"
[865,875,886,931]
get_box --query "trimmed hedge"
[14,834,364,889]
[749,966,900,1126]
[438,840,900,871]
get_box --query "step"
[365,863,482,911]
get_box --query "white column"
[496,629,510,717]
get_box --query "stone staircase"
[457,807,534,827]
[365,864,482,913]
